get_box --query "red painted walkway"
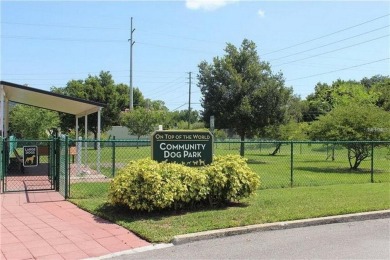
[0,191,150,259]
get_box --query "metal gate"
[1,135,69,197]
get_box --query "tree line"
[8,39,390,169]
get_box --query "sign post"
[23,146,38,167]
[152,130,213,166]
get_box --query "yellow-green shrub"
[203,155,260,206]
[109,159,175,211]
[109,159,208,211]
[159,162,209,209]
[108,155,260,211]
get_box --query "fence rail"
[64,139,390,199]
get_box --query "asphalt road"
[104,218,390,260]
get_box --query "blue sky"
[1,1,389,112]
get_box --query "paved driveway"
[107,218,390,260]
[1,191,150,260]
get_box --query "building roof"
[0,81,105,116]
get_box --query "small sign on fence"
[23,146,38,167]
[151,130,213,166]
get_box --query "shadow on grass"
[294,166,377,174]
[247,159,267,165]
[246,153,290,158]
[91,200,250,226]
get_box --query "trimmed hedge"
[109,155,260,211]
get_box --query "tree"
[303,82,333,122]
[198,39,293,156]
[169,109,200,127]
[116,84,145,111]
[360,74,388,89]
[51,71,120,140]
[9,104,60,139]
[120,108,167,148]
[330,82,378,107]
[309,103,390,170]
[304,76,388,121]
[370,77,390,111]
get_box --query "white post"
[75,116,79,141]
[77,136,82,165]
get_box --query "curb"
[171,210,390,245]
[84,243,174,260]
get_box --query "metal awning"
[0,80,106,143]
[0,81,104,117]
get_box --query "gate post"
[55,136,60,191]
[64,135,69,199]
[1,138,5,193]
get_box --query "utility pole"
[188,72,192,129]
[129,17,135,110]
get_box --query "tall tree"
[304,79,382,121]
[304,82,333,122]
[51,71,120,139]
[9,104,60,139]
[370,77,390,111]
[116,83,146,111]
[360,74,388,89]
[198,39,293,155]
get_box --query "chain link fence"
[67,139,390,199]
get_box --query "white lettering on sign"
[24,148,36,154]
[159,143,206,151]
[183,151,202,158]
[159,142,206,159]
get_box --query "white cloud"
[257,9,265,18]
[186,0,239,11]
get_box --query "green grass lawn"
[76,142,389,186]
[70,182,390,243]
[68,141,390,242]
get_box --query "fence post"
[64,135,69,199]
[1,138,5,193]
[55,136,60,191]
[371,142,374,183]
[112,136,116,177]
[290,141,294,187]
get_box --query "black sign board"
[23,146,38,167]
[152,130,213,166]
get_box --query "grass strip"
[70,182,390,243]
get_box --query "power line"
[0,35,123,43]
[273,34,389,67]
[1,21,126,30]
[172,103,188,111]
[286,58,389,82]
[269,25,389,63]
[2,69,191,76]
[262,13,390,56]
[136,41,216,54]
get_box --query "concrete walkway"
[0,191,150,260]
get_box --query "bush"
[109,159,175,211]
[203,155,260,206]
[160,162,209,209]
[108,155,260,211]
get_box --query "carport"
[0,81,105,140]
[0,81,105,194]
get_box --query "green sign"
[23,146,38,167]
[152,130,213,166]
